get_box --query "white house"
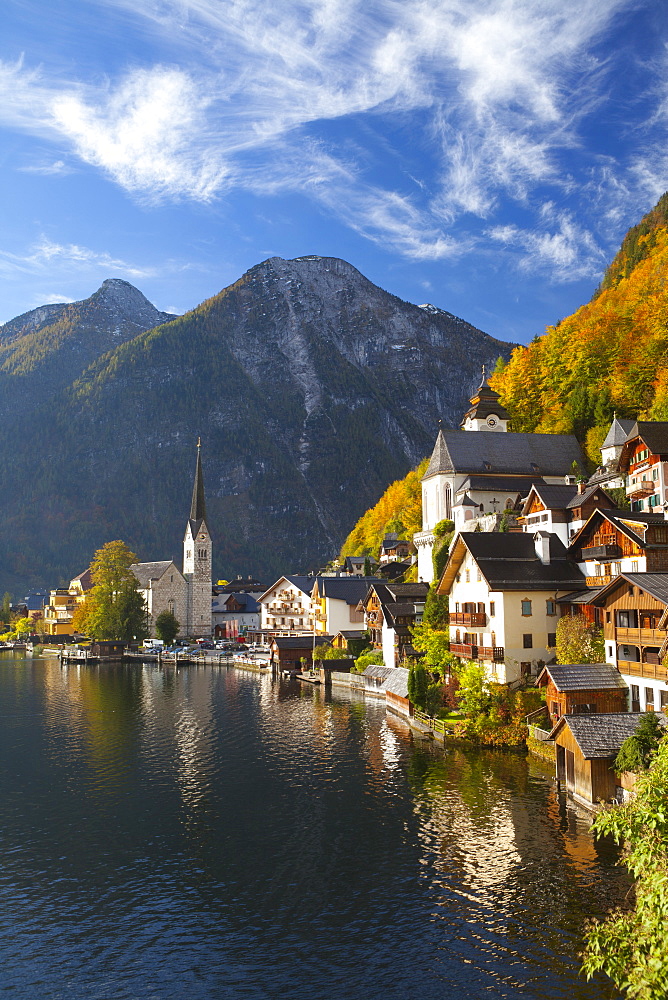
[438,531,585,684]
[519,481,617,545]
[311,576,378,636]
[259,576,314,633]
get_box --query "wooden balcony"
[449,612,486,627]
[581,543,621,560]
[615,626,666,644]
[618,659,668,681]
[449,642,504,662]
[585,574,612,587]
[627,479,655,499]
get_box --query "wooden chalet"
[618,421,668,513]
[330,630,371,655]
[520,481,615,545]
[590,572,668,711]
[537,663,628,727]
[550,712,664,808]
[569,509,668,586]
[270,635,333,672]
[359,581,428,666]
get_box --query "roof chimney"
[578,481,586,495]
[534,532,551,565]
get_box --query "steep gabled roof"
[384,582,429,600]
[131,560,181,589]
[566,482,615,509]
[258,575,314,602]
[423,429,452,477]
[537,663,627,692]
[421,430,584,481]
[70,568,94,591]
[384,666,410,698]
[439,531,585,594]
[315,576,384,605]
[601,417,635,450]
[626,421,668,457]
[223,593,260,613]
[549,712,665,758]
[590,571,668,607]
[569,508,666,551]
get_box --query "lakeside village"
[6,378,668,813]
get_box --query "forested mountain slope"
[0,256,511,594]
[490,193,668,463]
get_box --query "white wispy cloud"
[18,159,72,175]
[487,205,607,280]
[0,0,661,277]
[0,237,158,279]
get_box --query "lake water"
[0,655,622,999]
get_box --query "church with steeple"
[413,374,585,583]
[131,442,213,637]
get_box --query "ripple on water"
[0,659,622,999]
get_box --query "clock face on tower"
[487,416,497,427]
[198,533,206,540]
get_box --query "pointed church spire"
[190,438,207,523]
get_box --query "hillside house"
[590,571,668,712]
[569,509,668,586]
[359,581,429,667]
[618,421,668,513]
[379,534,410,564]
[520,482,616,545]
[212,592,260,637]
[438,531,585,683]
[43,571,91,636]
[343,555,379,576]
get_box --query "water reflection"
[0,657,622,999]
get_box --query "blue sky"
[1,0,667,343]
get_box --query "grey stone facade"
[132,444,213,639]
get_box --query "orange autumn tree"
[490,193,668,464]
[340,458,428,560]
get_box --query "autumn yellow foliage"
[340,458,428,558]
[490,197,668,463]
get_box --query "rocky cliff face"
[0,258,513,593]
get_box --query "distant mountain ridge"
[0,256,513,593]
[0,279,173,421]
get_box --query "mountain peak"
[91,278,172,322]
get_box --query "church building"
[414,376,585,583]
[131,443,213,638]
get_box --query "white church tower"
[183,440,213,636]
[414,373,510,583]
[461,371,510,432]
